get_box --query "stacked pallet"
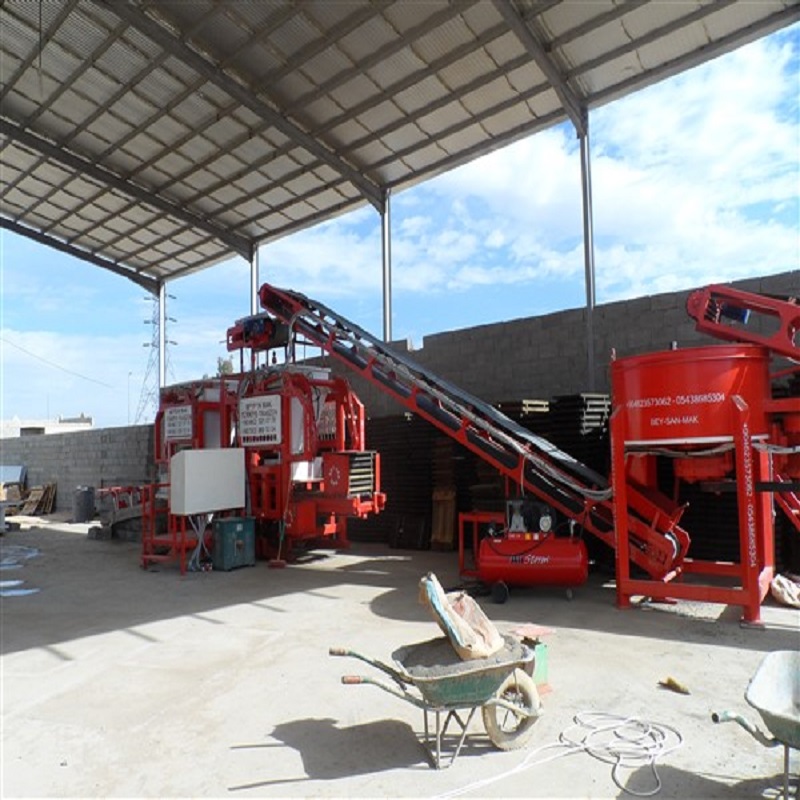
[3,483,58,516]
[430,437,457,550]
[495,398,550,436]
[474,398,552,515]
[546,394,611,477]
[348,414,434,548]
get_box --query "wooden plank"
[20,487,44,515]
[39,484,56,514]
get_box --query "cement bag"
[419,572,504,660]
[770,574,800,608]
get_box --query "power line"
[0,336,115,388]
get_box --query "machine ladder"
[257,283,691,581]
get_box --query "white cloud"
[259,219,384,295]
[384,28,800,308]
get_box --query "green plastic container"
[212,517,255,571]
[532,642,548,687]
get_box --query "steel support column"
[579,118,596,391]
[381,189,392,342]
[250,245,260,315]
[158,281,166,388]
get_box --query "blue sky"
[1,24,798,430]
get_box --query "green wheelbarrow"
[713,650,800,798]
[329,634,542,768]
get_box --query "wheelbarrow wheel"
[482,669,541,751]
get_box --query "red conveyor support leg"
[610,407,632,610]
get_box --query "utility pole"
[134,294,177,423]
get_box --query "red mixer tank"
[611,344,771,446]
[612,343,771,483]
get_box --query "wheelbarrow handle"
[711,710,778,748]
[328,645,411,686]
[338,673,428,710]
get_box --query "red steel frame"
[458,511,505,579]
[686,284,799,360]
[612,395,776,624]
[614,284,799,624]
[154,379,238,464]
[145,380,238,571]
[774,475,800,534]
[140,483,208,575]
[239,367,384,550]
[147,345,384,566]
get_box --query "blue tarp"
[0,465,26,485]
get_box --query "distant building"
[0,413,93,439]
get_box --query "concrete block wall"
[338,271,798,416]
[0,424,155,513]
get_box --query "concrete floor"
[1,516,798,799]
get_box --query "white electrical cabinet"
[170,448,245,515]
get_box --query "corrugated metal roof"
[1,0,797,292]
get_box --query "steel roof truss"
[0,119,251,258]
[565,1,737,82]
[587,5,800,107]
[0,0,81,106]
[96,0,384,211]
[494,0,586,135]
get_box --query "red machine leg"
[612,393,778,625]
[140,483,199,575]
[731,397,768,625]
[611,408,632,610]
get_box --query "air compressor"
[460,497,589,602]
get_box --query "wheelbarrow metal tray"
[392,635,533,708]
[745,650,800,750]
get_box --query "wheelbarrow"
[329,634,542,768]
[712,650,799,798]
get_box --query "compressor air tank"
[475,534,589,588]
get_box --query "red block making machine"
[142,315,385,570]
[249,280,797,623]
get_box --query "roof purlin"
[494,0,586,136]
[0,119,253,258]
[96,0,384,212]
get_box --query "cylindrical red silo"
[611,344,771,446]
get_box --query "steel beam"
[579,123,597,391]
[381,190,392,342]
[0,216,159,294]
[158,282,166,389]
[98,0,384,211]
[0,119,252,259]
[250,245,260,316]
[493,0,586,136]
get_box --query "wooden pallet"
[18,484,56,515]
[38,483,56,514]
